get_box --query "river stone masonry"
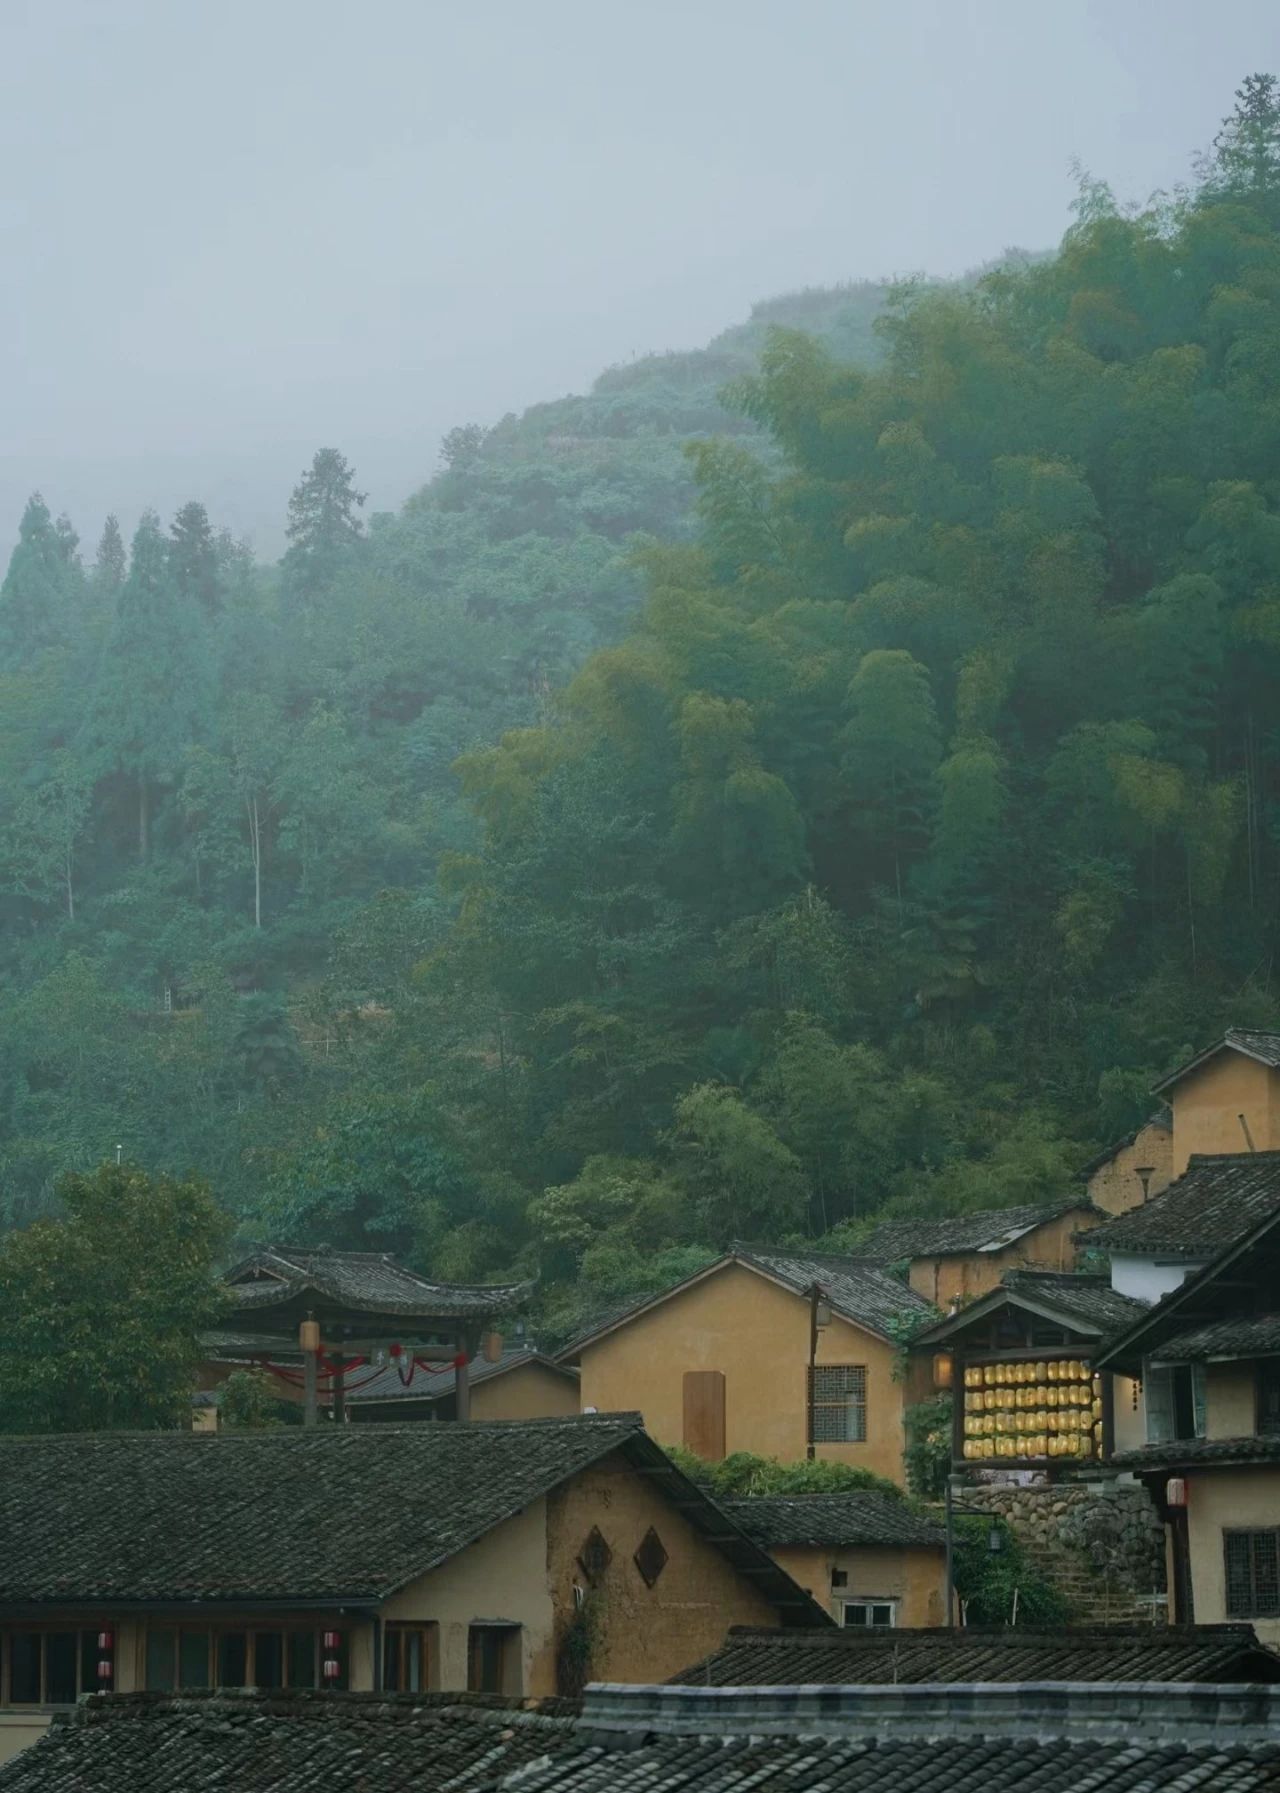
[961,1480,1166,1621]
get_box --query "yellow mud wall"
[1185,1467,1280,1648]
[575,1262,910,1484]
[0,1716,50,1766]
[905,1209,1100,1307]
[765,1543,945,1624]
[472,1364,579,1422]
[381,1498,555,1694]
[1170,1053,1279,1173]
[1087,1120,1173,1214]
[545,1451,784,1684]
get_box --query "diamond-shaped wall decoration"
[577,1526,613,1585]
[633,1526,668,1588]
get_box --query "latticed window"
[808,1364,867,1444]
[1224,1529,1280,1618]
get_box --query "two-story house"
[1095,1203,1280,1646]
[558,1246,937,1486]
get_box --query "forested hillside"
[6,79,1280,1341]
[0,282,890,1234]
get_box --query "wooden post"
[303,1349,318,1428]
[300,1316,320,1428]
[455,1337,471,1423]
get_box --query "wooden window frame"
[1224,1528,1280,1619]
[383,1623,434,1693]
[0,1628,107,1707]
[807,1363,867,1445]
[142,1625,340,1692]
[466,1624,522,1695]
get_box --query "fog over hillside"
[2,0,1274,553]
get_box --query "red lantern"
[323,1630,341,1650]
[322,1659,340,1681]
[1166,1476,1187,1509]
[97,1660,113,1681]
[389,1342,402,1358]
[97,1631,113,1651]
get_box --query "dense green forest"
[5,80,1280,1337]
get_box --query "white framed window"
[841,1599,896,1629]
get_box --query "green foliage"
[903,1396,952,1498]
[952,1515,1070,1627]
[2,86,1280,1332]
[0,1162,229,1433]
[665,1445,905,1501]
[217,1368,302,1430]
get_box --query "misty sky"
[2,0,1277,556]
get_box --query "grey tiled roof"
[722,1495,944,1549]
[346,1346,575,1405]
[736,1247,936,1336]
[9,1682,1280,1792]
[670,1624,1280,1686]
[1083,1152,1280,1258]
[0,1417,820,1616]
[1154,1026,1280,1094]
[1152,1315,1280,1362]
[1112,1434,1280,1470]
[0,1693,577,1792]
[853,1201,1094,1263]
[558,1248,934,1359]
[224,1246,530,1320]
[998,1272,1150,1336]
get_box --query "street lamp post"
[943,1475,1005,1627]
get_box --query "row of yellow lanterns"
[964,1406,1099,1435]
[963,1358,1090,1387]
[962,1430,1100,1461]
[965,1383,1102,1412]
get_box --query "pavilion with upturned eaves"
[202,1245,532,1423]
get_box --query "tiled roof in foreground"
[0,1693,576,1793]
[671,1623,1280,1686]
[7,1682,1280,1793]
[722,1494,945,1550]
[1082,1151,1280,1259]
[0,1417,820,1618]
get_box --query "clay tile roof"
[997,1271,1150,1336]
[557,1248,934,1360]
[852,1200,1095,1263]
[1082,1151,1280,1259]
[669,1623,1280,1687]
[1152,1026,1280,1094]
[1151,1314,1280,1362]
[0,1692,578,1792]
[0,1418,824,1623]
[224,1246,530,1320]
[8,1680,1280,1791]
[722,1494,945,1549]
[1111,1434,1280,1470]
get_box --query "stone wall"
[962,1480,1166,1622]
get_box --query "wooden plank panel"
[682,1369,726,1460]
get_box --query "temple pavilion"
[202,1245,532,1423]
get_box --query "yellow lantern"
[1092,1399,1103,1422]
[1092,1375,1103,1400]
[933,1352,953,1392]
[983,1364,995,1386]
[1034,1362,1047,1383]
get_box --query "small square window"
[808,1365,867,1444]
[842,1600,896,1629]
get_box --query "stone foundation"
[960,1479,1166,1622]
